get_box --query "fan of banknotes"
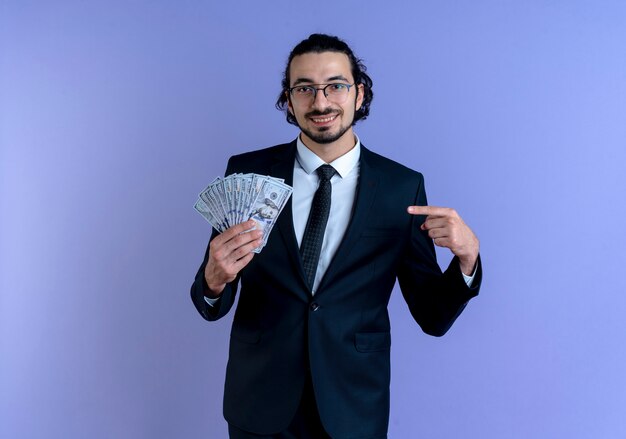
[194,174,293,253]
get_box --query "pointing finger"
[407,205,454,217]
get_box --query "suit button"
[310,302,319,311]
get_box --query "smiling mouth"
[310,114,338,124]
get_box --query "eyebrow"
[291,75,351,86]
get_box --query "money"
[194,173,293,253]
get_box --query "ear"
[286,91,294,116]
[355,83,365,111]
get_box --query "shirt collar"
[295,134,361,179]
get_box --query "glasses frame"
[287,83,356,103]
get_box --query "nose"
[311,88,330,110]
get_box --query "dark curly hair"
[275,34,374,126]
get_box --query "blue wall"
[2,1,625,438]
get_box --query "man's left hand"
[407,205,479,276]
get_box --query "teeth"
[312,115,336,123]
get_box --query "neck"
[299,129,357,163]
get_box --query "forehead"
[288,51,353,85]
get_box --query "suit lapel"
[316,146,380,294]
[270,141,310,290]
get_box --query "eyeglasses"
[288,83,355,104]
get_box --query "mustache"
[305,109,340,118]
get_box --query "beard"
[296,108,353,145]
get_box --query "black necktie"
[300,164,336,289]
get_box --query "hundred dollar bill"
[193,198,222,232]
[247,177,293,252]
[199,184,228,232]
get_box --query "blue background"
[2,1,625,438]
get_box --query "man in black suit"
[191,34,481,439]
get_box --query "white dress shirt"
[292,135,361,294]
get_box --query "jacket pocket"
[355,331,391,352]
[230,325,261,344]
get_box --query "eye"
[294,86,313,94]
[329,84,347,91]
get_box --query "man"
[191,34,482,439]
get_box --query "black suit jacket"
[191,140,481,439]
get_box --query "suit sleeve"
[190,157,242,321]
[397,173,482,336]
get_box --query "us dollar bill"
[194,173,293,252]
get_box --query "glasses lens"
[325,84,350,103]
[291,86,314,103]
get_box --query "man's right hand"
[204,219,263,298]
